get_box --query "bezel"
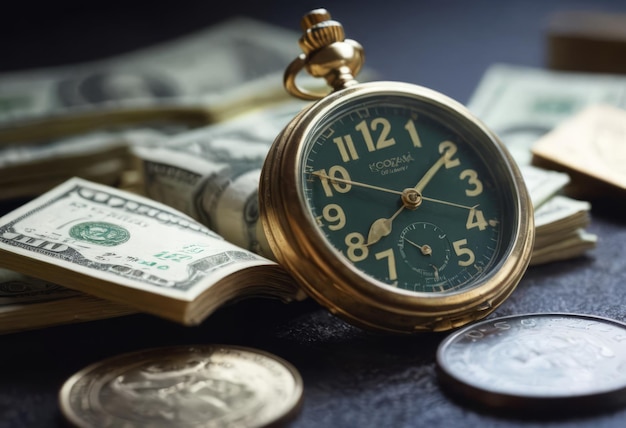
[260,81,534,333]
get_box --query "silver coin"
[436,313,626,413]
[59,344,303,427]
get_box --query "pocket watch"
[259,9,534,333]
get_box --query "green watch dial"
[301,92,514,294]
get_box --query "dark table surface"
[2,1,626,427]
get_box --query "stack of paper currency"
[0,17,310,202]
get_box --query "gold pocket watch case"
[259,9,534,333]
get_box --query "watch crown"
[300,8,331,30]
[299,18,346,54]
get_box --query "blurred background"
[3,0,626,103]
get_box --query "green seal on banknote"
[69,222,130,246]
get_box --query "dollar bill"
[0,177,301,326]
[134,100,311,257]
[468,63,626,165]
[0,268,135,334]
[0,17,305,144]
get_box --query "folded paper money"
[0,178,303,329]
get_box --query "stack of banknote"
[0,20,616,333]
[0,17,311,202]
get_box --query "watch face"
[299,88,518,294]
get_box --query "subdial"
[398,222,451,280]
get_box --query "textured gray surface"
[2,1,626,427]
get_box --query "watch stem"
[284,9,365,100]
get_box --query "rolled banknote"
[133,100,311,257]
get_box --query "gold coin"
[59,344,303,427]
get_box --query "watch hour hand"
[366,205,404,246]
[366,188,424,246]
